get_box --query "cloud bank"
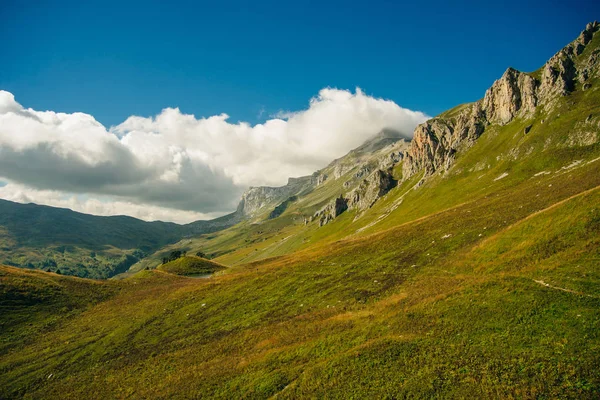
[0,89,428,223]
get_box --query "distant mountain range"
[0,198,241,278]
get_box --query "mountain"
[0,124,407,278]
[128,129,410,270]
[1,22,600,399]
[144,21,599,269]
[0,199,240,278]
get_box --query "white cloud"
[0,88,428,223]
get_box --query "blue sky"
[1,0,598,127]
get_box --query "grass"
[1,155,599,398]
[2,26,600,399]
[0,200,238,279]
[0,266,120,356]
[157,256,226,276]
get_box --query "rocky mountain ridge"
[236,130,410,220]
[236,175,316,217]
[403,21,600,181]
[232,22,600,227]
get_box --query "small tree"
[169,250,182,261]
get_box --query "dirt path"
[533,279,596,298]
[477,183,600,249]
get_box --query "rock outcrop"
[539,21,599,103]
[482,67,538,124]
[314,196,349,226]
[238,128,410,225]
[402,21,600,182]
[311,136,411,226]
[316,173,328,186]
[237,175,315,217]
[315,168,396,226]
[347,170,396,211]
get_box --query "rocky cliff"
[236,175,316,217]
[312,138,408,225]
[403,21,600,181]
[234,22,600,227]
[237,129,410,221]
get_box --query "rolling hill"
[1,21,599,399]
[0,199,240,278]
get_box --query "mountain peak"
[582,20,599,41]
[402,21,600,184]
[353,129,408,154]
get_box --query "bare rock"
[401,21,600,183]
[238,175,315,217]
[314,196,349,226]
[482,67,538,125]
[347,170,396,211]
[316,174,328,186]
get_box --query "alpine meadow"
[1,4,600,399]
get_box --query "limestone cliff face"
[314,166,399,226]
[314,168,397,226]
[242,130,409,224]
[237,175,316,217]
[539,21,599,102]
[482,68,538,124]
[402,119,456,178]
[314,196,349,226]
[402,103,487,179]
[346,169,396,211]
[315,138,408,225]
[402,21,599,182]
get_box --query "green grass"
[2,26,600,399]
[0,200,238,279]
[436,101,473,119]
[157,256,226,276]
[0,266,120,356]
[1,156,599,398]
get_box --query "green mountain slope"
[1,158,598,398]
[157,256,225,276]
[0,200,240,278]
[1,22,599,399]
[137,21,600,272]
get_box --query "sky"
[0,0,598,223]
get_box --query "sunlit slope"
[128,137,409,271]
[157,256,226,276]
[1,156,599,398]
[136,55,600,271]
[0,266,119,355]
[3,22,600,399]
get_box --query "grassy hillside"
[1,155,599,398]
[0,200,238,279]
[0,266,120,356]
[157,256,226,276]
[137,56,600,273]
[2,23,599,399]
